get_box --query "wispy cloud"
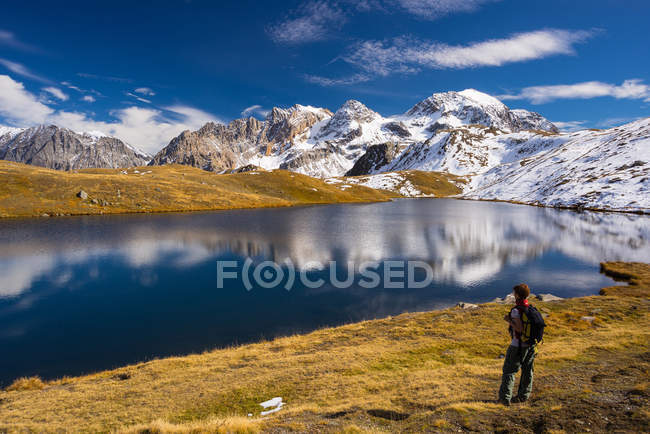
[395,0,501,20]
[597,116,645,129]
[61,81,83,92]
[552,120,587,132]
[500,79,650,104]
[81,95,96,103]
[77,72,133,83]
[0,29,39,52]
[0,58,50,83]
[304,73,371,86]
[0,74,222,154]
[126,92,151,104]
[344,30,592,76]
[241,104,270,118]
[42,86,69,101]
[267,1,347,44]
[269,0,502,45]
[134,87,155,96]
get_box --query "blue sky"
[1,0,649,153]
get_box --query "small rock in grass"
[581,316,596,323]
[90,198,99,205]
[456,302,479,309]
[537,293,563,302]
[77,190,88,200]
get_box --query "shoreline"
[2,160,647,219]
[1,261,648,432]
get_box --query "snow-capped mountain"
[0,125,150,170]
[465,118,650,212]
[150,89,558,178]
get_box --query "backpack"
[512,305,545,345]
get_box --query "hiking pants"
[499,344,536,401]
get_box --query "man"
[498,283,536,405]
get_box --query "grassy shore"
[0,262,648,433]
[0,161,464,218]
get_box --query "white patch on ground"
[336,172,424,197]
[259,397,284,416]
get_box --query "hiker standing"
[498,283,545,405]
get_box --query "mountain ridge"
[0,124,149,170]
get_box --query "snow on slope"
[326,172,425,197]
[464,118,650,212]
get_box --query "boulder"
[536,293,563,302]
[456,302,479,309]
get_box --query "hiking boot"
[511,395,528,403]
[497,398,510,406]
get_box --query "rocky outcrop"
[0,125,149,170]
[149,105,332,173]
[346,142,402,176]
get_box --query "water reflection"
[0,198,647,384]
[1,199,647,298]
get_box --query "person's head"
[513,283,530,301]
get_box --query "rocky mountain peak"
[404,89,556,134]
[0,124,149,170]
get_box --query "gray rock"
[90,198,99,205]
[580,316,596,323]
[77,190,88,200]
[536,293,563,302]
[456,302,479,309]
[346,142,403,176]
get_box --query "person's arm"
[506,308,524,333]
[510,316,523,334]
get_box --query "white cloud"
[82,95,96,102]
[396,0,500,20]
[304,73,371,86]
[343,30,591,76]
[0,74,222,155]
[134,87,155,96]
[42,86,69,101]
[0,58,50,83]
[500,79,650,104]
[0,75,54,124]
[268,1,347,44]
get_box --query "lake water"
[0,198,648,386]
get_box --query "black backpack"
[513,305,545,345]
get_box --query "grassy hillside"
[1,262,647,432]
[0,162,465,218]
[0,161,400,218]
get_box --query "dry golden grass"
[0,161,400,218]
[599,261,650,296]
[4,377,45,392]
[119,416,260,434]
[0,161,467,219]
[0,263,648,433]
